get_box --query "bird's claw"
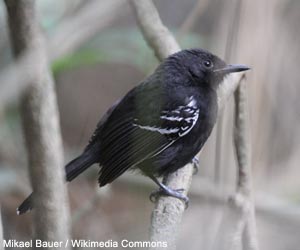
[149,188,189,209]
[149,190,160,203]
[192,157,200,175]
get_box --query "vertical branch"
[234,77,251,195]
[233,78,259,250]
[177,0,210,37]
[4,0,70,246]
[149,166,194,249]
[213,76,259,250]
[0,207,3,250]
[214,0,243,185]
[212,75,253,250]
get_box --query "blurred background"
[0,0,300,249]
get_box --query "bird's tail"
[17,193,33,215]
[65,152,96,182]
[17,152,96,215]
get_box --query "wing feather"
[99,126,172,185]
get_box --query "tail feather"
[17,193,33,215]
[65,153,96,182]
[17,153,96,215]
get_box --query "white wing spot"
[133,124,180,134]
[187,96,197,108]
[179,109,199,136]
[160,115,183,121]
[134,96,199,138]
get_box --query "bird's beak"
[214,64,250,74]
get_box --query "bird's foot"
[192,157,200,175]
[149,187,189,208]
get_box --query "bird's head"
[166,49,250,90]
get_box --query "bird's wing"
[84,99,120,153]
[97,97,200,186]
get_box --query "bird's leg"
[147,175,189,207]
[191,156,200,175]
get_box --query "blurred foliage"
[36,0,83,30]
[51,50,108,76]
[0,107,23,153]
[52,28,204,76]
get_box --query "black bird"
[17,48,249,214]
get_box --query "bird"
[17,48,250,215]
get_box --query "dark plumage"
[17,48,249,214]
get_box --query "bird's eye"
[203,60,213,68]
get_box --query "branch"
[211,76,259,250]
[129,0,180,61]
[129,1,246,249]
[177,0,210,37]
[0,0,126,110]
[0,207,3,250]
[4,0,70,245]
[232,79,259,250]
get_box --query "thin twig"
[213,75,259,250]
[129,1,247,249]
[4,0,70,245]
[233,77,259,250]
[214,0,243,186]
[234,76,251,195]
[0,207,3,250]
[177,0,210,37]
[211,75,250,250]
